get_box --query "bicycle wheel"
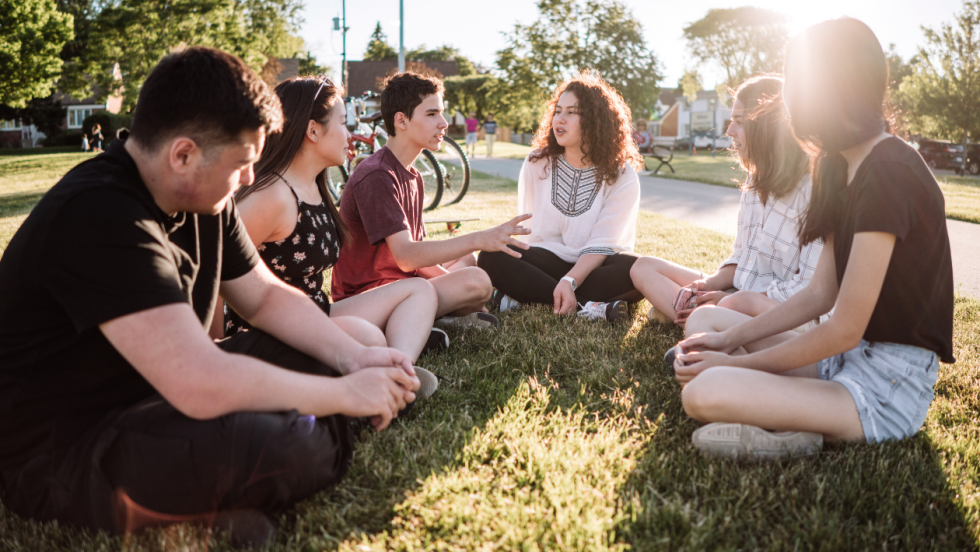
[431,136,470,205]
[324,165,349,203]
[415,149,443,211]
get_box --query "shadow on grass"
[614,335,977,549]
[0,190,46,218]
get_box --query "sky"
[298,0,965,89]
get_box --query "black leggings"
[478,245,642,305]
[0,330,353,533]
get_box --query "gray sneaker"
[692,423,823,461]
[436,312,500,330]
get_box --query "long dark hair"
[529,70,643,186]
[783,18,889,245]
[236,76,350,246]
[731,75,808,205]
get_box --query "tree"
[683,7,788,89]
[495,0,662,132]
[297,51,330,77]
[79,0,304,111]
[443,74,499,119]
[407,44,476,76]
[896,1,980,140]
[0,0,74,107]
[363,22,397,60]
[679,70,702,103]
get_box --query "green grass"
[648,153,980,225]
[466,139,533,160]
[0,146,85,156]
[1,166,979,550]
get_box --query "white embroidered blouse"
[723,175,823,303]
[517,152,640,263]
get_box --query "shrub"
[42,130,83,147]
[81,111,133,144]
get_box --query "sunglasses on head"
[312,77,333,104]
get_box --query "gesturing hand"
[479,214,532,258]
[341,368,418,431]
[553,279,577,315]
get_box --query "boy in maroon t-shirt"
[331,72,530,328]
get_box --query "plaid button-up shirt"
[722,175,823,304]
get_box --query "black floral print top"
[224,182,340,335]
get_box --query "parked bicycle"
[325,92,471,211]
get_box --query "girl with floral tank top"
[210,77,440,364]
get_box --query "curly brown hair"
[530,70,643,186]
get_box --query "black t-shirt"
[0,140,259,468]
[833,137,955,363]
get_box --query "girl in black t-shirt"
[208,77,442,364]
[671,18,955,461]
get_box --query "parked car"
[692,135,733,150]
[964,144,980,175]
[916,139,965,171]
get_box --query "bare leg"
[681,367,864,441]
[629,256,703,320]
[331,316,387,348]
[429,266,493,317]
[716,290,780,317]
[441,252,477,272]
[684,305,803,361]
[330,278,438,362]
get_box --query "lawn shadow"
[614,328,977,550]
[0,190,46,218]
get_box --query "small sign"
[691,112,714,131]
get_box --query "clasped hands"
[673,279,731,327]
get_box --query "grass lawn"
[1,160,979,550]
[647,152,980,225]
[469,139,533,160]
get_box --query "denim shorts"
[465,132,478,145]
[818,340,939,442]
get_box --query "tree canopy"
[683,7,788,89]
[896,1,980,140]
[0,0,74,108]
[363,23,475,76]
[495,0,662,132]
[363,21,397,61]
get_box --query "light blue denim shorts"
[818,340,939,442]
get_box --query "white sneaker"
[436,312,500,330]
[648,306,671,323]
[577,301,629,323]
[692,423,823,461]
[492,289,520,312]
[413,367,439,400]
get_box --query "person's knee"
[683,304,719,337]
[461,266,493,303]
[681,368,737,421]
[335,316,386,347]
[717,291,756,314]
[406,276,438,305]
[630,256,664,282]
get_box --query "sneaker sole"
[692,423,823,461]
[421,328,450,355]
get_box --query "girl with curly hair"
[631,75,820,330]
[477,71,644,322]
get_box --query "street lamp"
[332,2,349,90]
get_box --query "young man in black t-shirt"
[0,47,418,541]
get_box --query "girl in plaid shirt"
[631,75,819,328]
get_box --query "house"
[655,89,732,144]
[345,60,459,97]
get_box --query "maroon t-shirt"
[331,147,426,300]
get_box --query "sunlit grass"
[0,164,978,550]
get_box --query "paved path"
[469,157,980,298]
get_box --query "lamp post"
[332,1,348,91]
[398,0,405,73]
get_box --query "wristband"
[560,275,578,291]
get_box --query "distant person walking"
[89,123,104,152]
[464,111,479,157]
[484,113,498,158]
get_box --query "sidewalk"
[468,157,980,298]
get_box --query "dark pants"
[478,245,642,305]
[0,330,353,533]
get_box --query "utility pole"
[398,0,405,73]
[333,1,348,91]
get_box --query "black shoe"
[664,347,677,376]
[491,289,504,311]
[212,509,277,549]
[421,328,450,355]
